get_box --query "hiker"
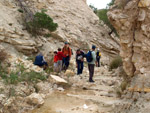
[57,48,65,72]
[34,52,48,70]
[62,42,72,70]
[76,49,85,75]
[86,45,96,82]
[53,51,58,72]
[96,48,101,67]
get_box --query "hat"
[92,45,96,49]
[97,48,100,51]
[77,49,80,52]
[64,42,69,44]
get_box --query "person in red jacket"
[62,42,72,70]
[57,48,65,72]
[53,51,58,72]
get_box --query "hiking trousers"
[63,56,70,70]
[88,64,95,81]
[96,58,100,67]
[57,60,63,72]
[77,62,84,75]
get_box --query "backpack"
[99,52,101,57]
[96,52,101,59]
[86,51,93,62]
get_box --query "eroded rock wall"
[108,0,150,77]
[0,0,119,60]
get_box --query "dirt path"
[31,67,123,113]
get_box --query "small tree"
[98,9,118,36]
[89,5,98,14]
[26,9,58,35]
[107,0,115,7]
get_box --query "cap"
[64,42,69,44]
[77,49,80,52]
[92,45,96,49]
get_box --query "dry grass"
[0,49,8,63]
[109,56,122,70]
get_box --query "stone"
[57,87,65,91]
[50,75,68,84]
[36,82,52,94]
[0,94,6,101]
[64,70,75,76]
[138,0,150,7]
[138,9,146,21]
[26,93,45,106]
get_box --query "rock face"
[108,0,150,77]
[27,93,45,106]
[0,0,119,60]
[108,0,150,112]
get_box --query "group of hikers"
[34,42,101,83]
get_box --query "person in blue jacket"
[34,53,48,70]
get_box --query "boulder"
[50,75,67,84]
[26,93,45,106]
[36,82,52,94]
[64,70,75,76]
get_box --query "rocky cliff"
[108,0,150,112]
[108,0,150,77]
[0,0,119,61]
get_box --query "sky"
[87,0,111,9]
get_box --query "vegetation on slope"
[89,0,118,36]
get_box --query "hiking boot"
[89,79,95,83]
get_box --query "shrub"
[0,50,7,63]
[0,64,47,84]
[9,87,16,97]
[109,56,122,70]
[115,88,122,97]
[26,9,58,35]
[26,71,46,82]
[89,5,98,14]
[8,72,19,84]
[107,0,115,7]
[120,81,128,91]
[44,33,51,38]
[97,9,118,36]
[18,9,23,13]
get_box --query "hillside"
[0,0,119,60]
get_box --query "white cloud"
[87,0,111,9]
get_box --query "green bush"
[44,33,51,38]
[26,9,58,35]
[107,0,115,7]
[89,5,98,14]
[0,64,47,84]
[26,71,47,82]
[109,56,122,70]
[97,9,118,36]
[18,9,23,13]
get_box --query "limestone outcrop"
[108,0,150,77]
[108,1,150,112]
[0,0,119,60]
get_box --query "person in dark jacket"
[96,48,101,67]
[88,45,96,83]
[76,49,85,75]
[34,53,48,70]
